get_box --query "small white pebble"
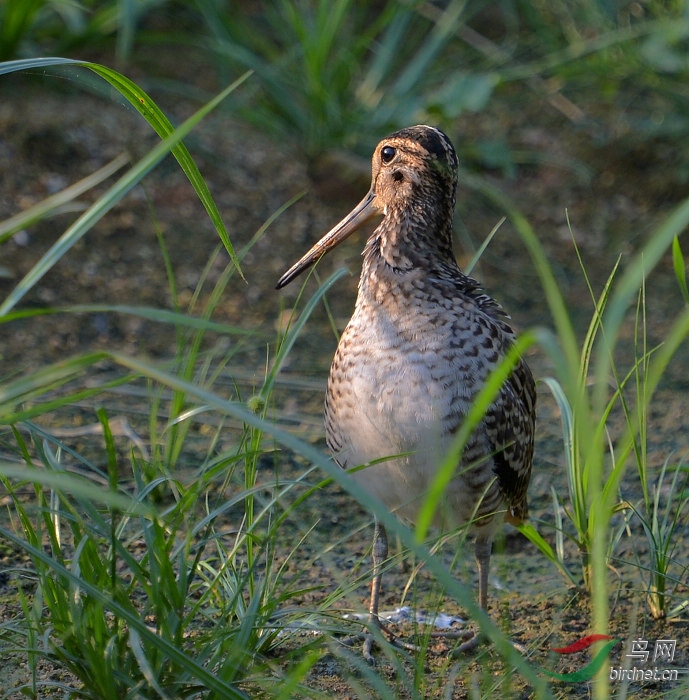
[13,230,30,247]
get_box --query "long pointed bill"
[276,190,381,289]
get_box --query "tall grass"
[0,0,170,61]
[465,174,689,699]
[196,0,498,159]
[194,0,689,186]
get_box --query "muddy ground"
[0,47,688,698]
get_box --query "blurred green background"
[3,0,689,179]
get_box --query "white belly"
[326,308,501,528]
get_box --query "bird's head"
[276,125,458,289]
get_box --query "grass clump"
[625,458,689,621]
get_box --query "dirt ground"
[1,49,688,698]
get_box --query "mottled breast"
[324,265,533,526]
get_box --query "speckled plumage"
[277,125,535,657]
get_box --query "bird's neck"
[363,203,455,274]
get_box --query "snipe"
[277,125,536,660]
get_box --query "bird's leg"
[362,519,388,662]
[475,536,491,611]
[341,519,419,661]
[368,519,388,623]
[447,536,492,655]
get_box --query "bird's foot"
[443,630,528,657]
[341,621,524,661]
[440,629,480,656]
[340,622,420,664]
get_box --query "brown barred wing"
[485,356,536,523]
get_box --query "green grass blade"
[415,329,538,541]
[0,56,74,75]
[672,235,689,305]
[464,217,506,276]
[462,170,580,389]
[0,303,253,337]
[516,521,578,586]
[0,351,112,420]
[265,267,348,399]
[0,464,152,516]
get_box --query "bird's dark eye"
[380,145,396,164]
